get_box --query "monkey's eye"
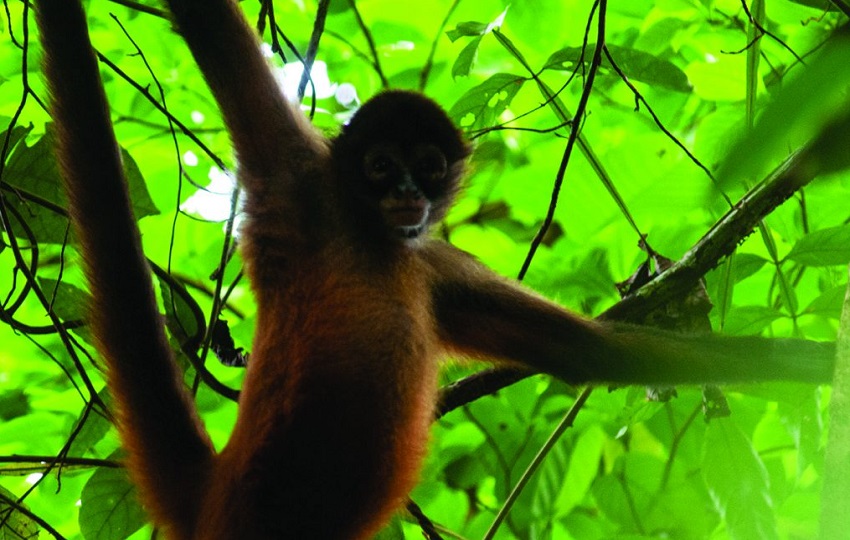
[364,151,397,183]
[414,146,447,182]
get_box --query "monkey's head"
[333,91,471,241]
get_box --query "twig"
[517,0,608,281]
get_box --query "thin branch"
[406,500,444,540]
[95,52,227,171]
[298,0,330,100]
[603,148,818,320]
[740,0,805,63]
[0,490,67,540]
[0,455,121,470]
[107,0,167,18]
[482,387,594,540]
[517,0,607,280]
[419,0,462,91]
[602,45,729,205]
[347,0,388,87]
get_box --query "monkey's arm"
[161,0,331,257]
[424,243,834,385]
[36,0,213,531]
[161,0,328,180]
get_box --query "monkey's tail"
[36,0,214,533]
[604,323,836,385]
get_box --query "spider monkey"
[35,0,835,538]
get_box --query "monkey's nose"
[392,172,423,198]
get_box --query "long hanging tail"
[35,0,214,534]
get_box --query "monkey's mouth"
[383,199,429,237]
[396,224,425,238]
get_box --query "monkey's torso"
[196,239,440,539]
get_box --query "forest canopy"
[1,0,850,538]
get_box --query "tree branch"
[440,147,822,414]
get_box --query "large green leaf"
[448,73,525,130]
[79,457,147,540]
[3,131,159,244]
[786,224,850,267]
[703,419,778,540]
[544,44,691,92]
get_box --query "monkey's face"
[332,90,471,241]
[362,142,452,239]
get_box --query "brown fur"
[35,0,835,538]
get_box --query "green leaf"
[786,224,850,267]
[448,73,525,130]
[38,277,96,344]
[2,123,32,158]
[157,272,205,352]
[452,36,481,78]
[554,425,606,517]
[443,454,488,491]
[3,131,159,244]
[716,35,850,187]
[79,458,147,540]
[38,278,91,322]
[722,305,784,335]
[543,44,691,92]
[591,474,634,528]
[804,284,846,318]
[730,253,769,283]
[326,0,352,14]
[702,419,778,540]
[446,9,507,41]
[0,484,39,540]
[67,395,113,457]
[3,132,73,244]
[446,21,489,41]
[0,389,29,421]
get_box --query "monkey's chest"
[244,260,439,428]
[260,258,433,365]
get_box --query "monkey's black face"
[363,143,450,239]
[332,90,470,241]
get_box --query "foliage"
[1,0,849,538]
